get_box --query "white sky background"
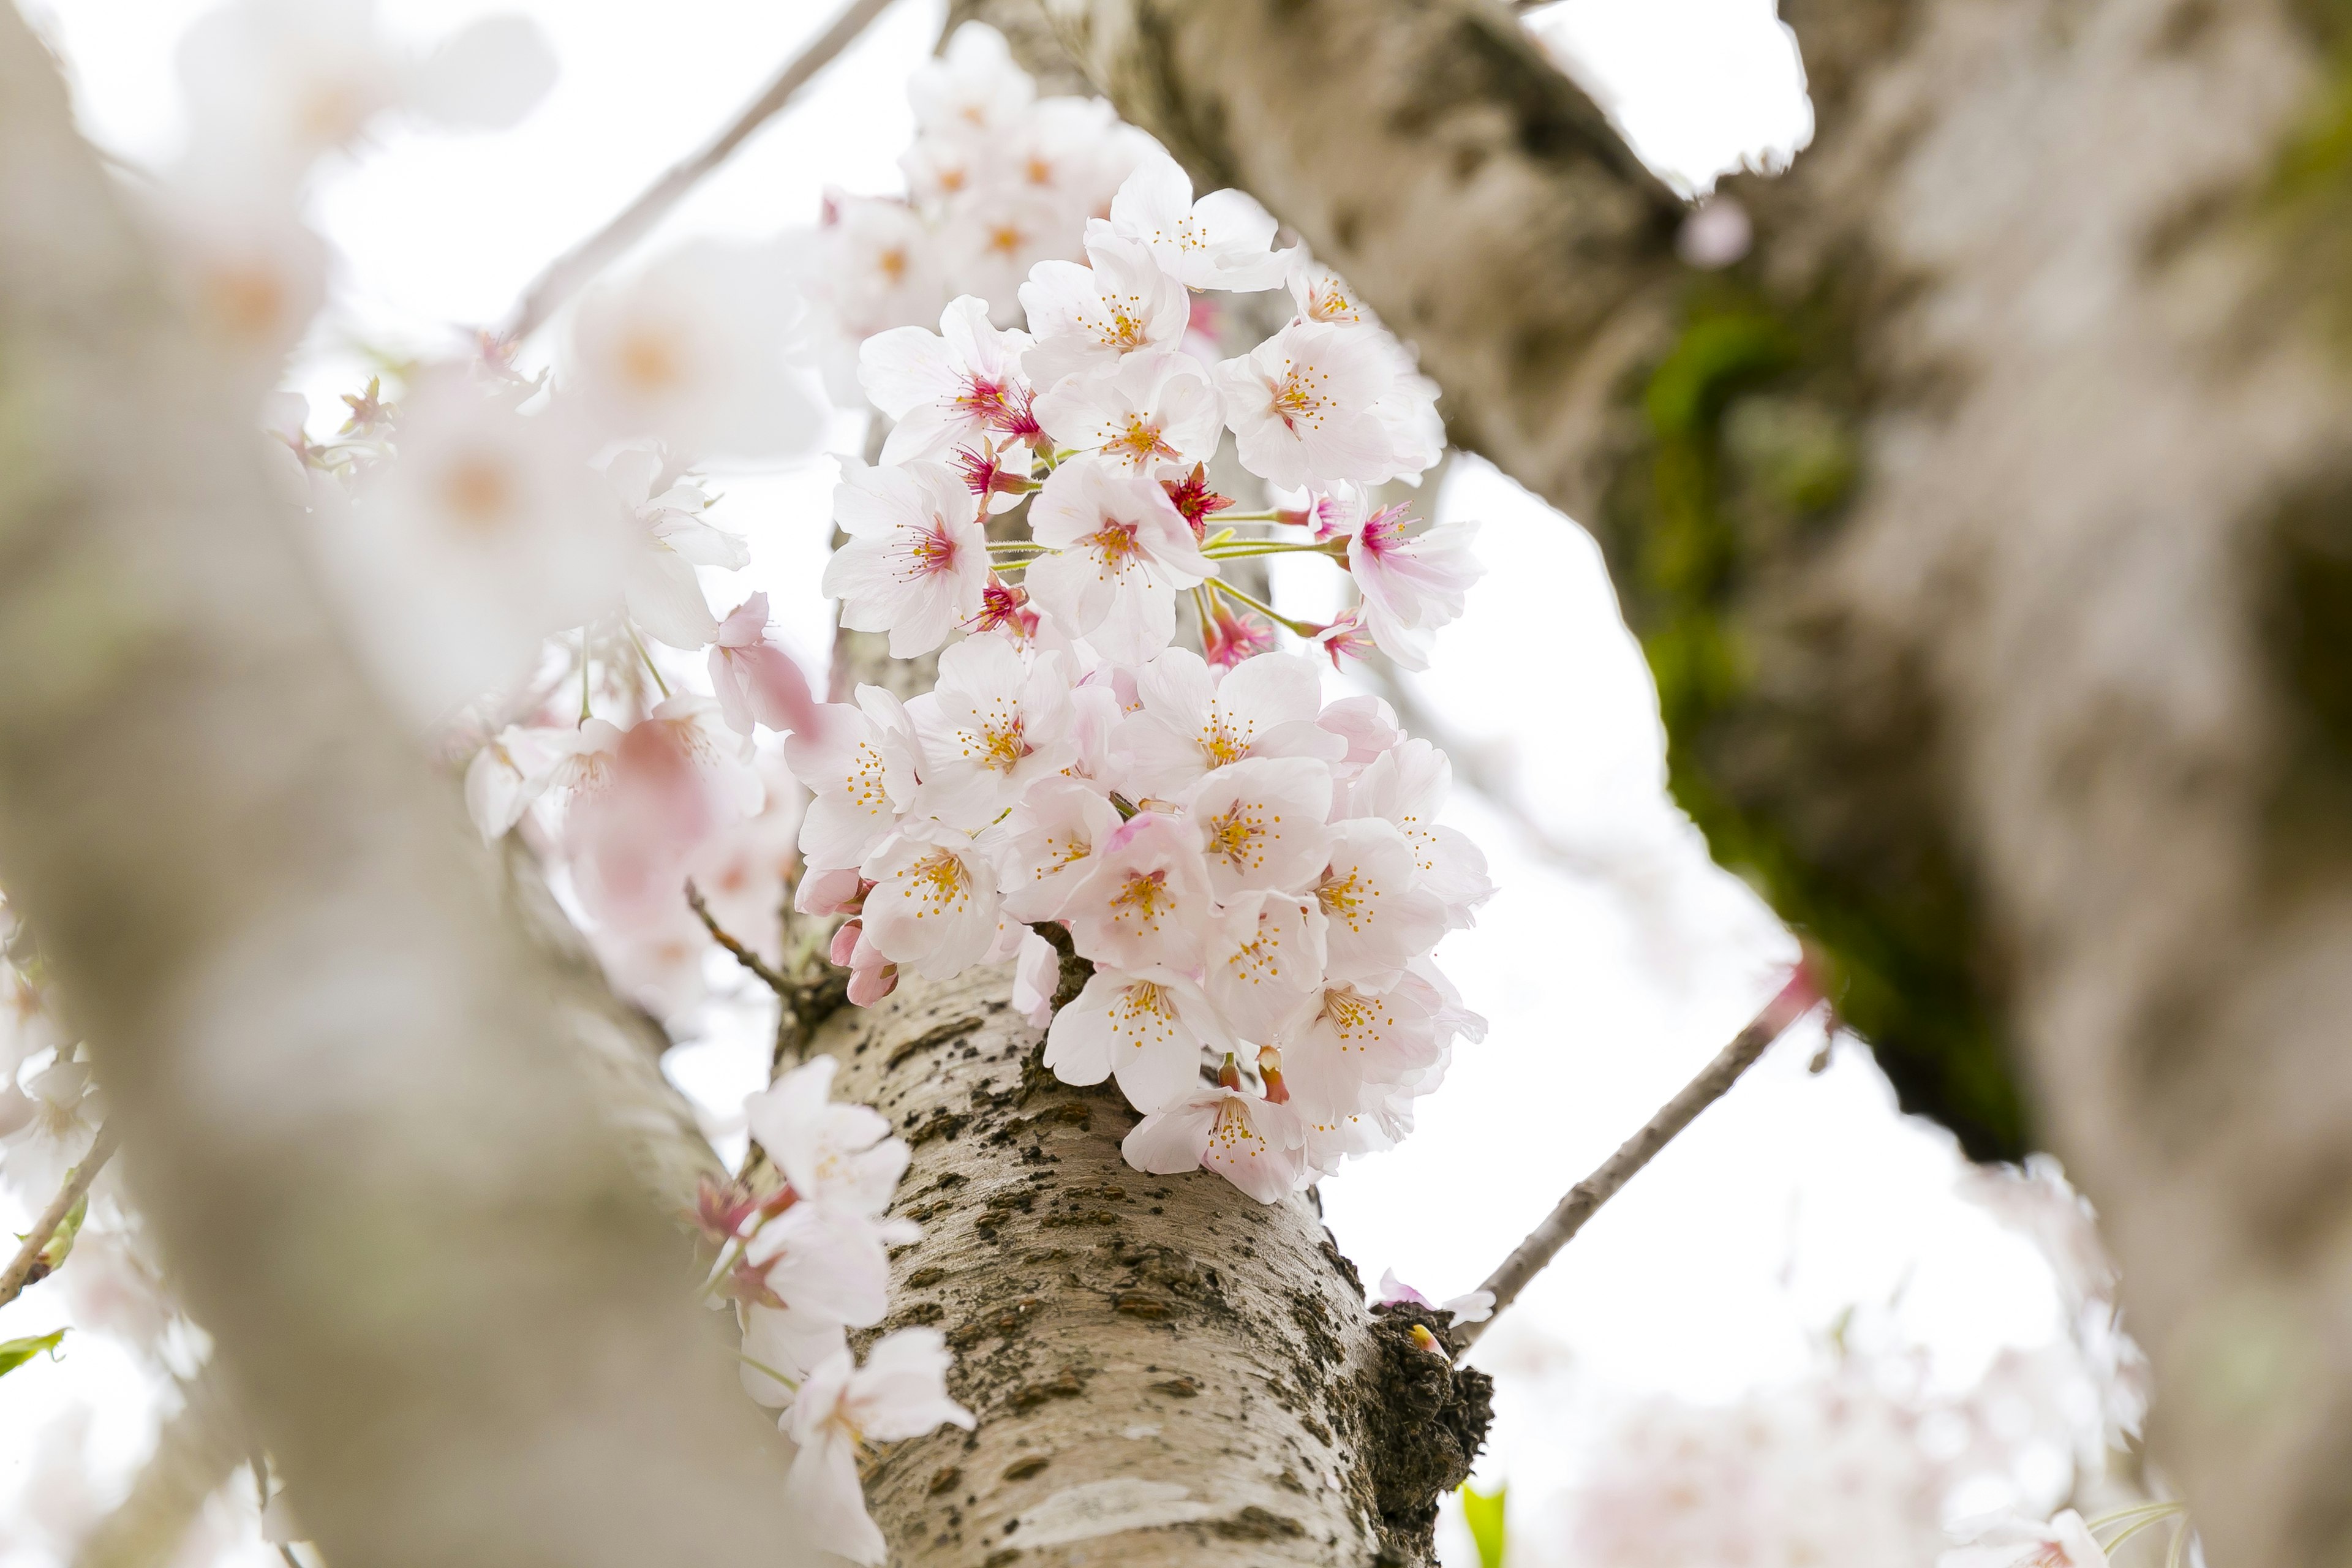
[0,2,2060,1564]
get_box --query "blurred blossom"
[567,239,823,463]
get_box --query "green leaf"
[0,1329,69,1380]
[1460,1481,1507,1568]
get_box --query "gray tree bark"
[0,14,812,1567]
[974,1,2352,1564]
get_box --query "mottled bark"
[974,1,2352,1563]
[0,17,805,1568]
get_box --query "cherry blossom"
[907,21,1035,141]
[1118,649,1346,799]
[1340,738,1494,929]
[859,295,1038,466]
[908,635,1077,826]
[1022,459,1213,662]
[742,1058,909,1217]
[1031,349,1225,473]
[1123,1077,1308,1203]
[1313,818,1447,984]
[568,239,821,461]
[1938,1512,2111,1568]
[1094,153,1293,291]
[785,1329,975,1566]
[1185,757,1333,899]
[1060,811,1218,972]
[1045,968,1232,1112]
[1213,318,1419,489]
[824,459,991,658]
[1019,233,1192,386]
[1344,505,1483,670]
[707,595,818,737]
[858,823,1005,981]
[786,687,925,873]
[1203,889,1329,1042]
[988,774,1124,922]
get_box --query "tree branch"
[500,0,899,340]
[0,1119,117,1308]
[685,879,793,996]
[1455,963,1822,1348]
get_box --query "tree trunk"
[0,17,812,1567]
[992,1,2352,1562]
[808,609,1490,1566]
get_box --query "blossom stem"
[1453,959,1826,1350]
[578,630,592,724]
[1213,510,1286,522]
[627,626,672,699]
[738,1353,801,1393]
[685,880,793,997]
[0,1120,118,1310]
[2087,1502,2188,1532]
[1202,541,1347,560]
[2101,1509,2187,1556]
[1207,578,1321,638]
[984,540,1047,555]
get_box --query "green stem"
[627,625,672,700]
[2101,1509,2187,1557]
[738,1353,801,1393]
[1203,540,1347,560]
[578,630,592,724]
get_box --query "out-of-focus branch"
[1456,963,1822,1348]
[685,880,793,997]
[501,0,898,340]
[0,1120,116,1308]
[0,16,808,1565]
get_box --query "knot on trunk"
[1360,1302,1494,1566]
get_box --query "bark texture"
[812,958,1490,1567]
[990,1,2352,1563]
[0,17,806,1567]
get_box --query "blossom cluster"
[699,1057,972,1565]
[789,31,1491,1202]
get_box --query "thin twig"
[685,881,794,997]
[0,1119,118,1308]
[1454,963,1823,1348]
[500,0,899,340]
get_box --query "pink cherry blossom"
[1059,810,1216,973]
[1117,649,1346,799]
[1203,889,1329,1042]
[707,594,818,737]
[785,687,924,872]
[858,824,1004,982]
[1344,504,1484,672]
[1314,818,1447,984]
[908,635,1077,827]
[989,774,1124,922]
[1095,154,1294,292]
[1213,318,1419,489]
[785,1330,975,1566]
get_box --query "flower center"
[1083,521,1145,572]
[1107,414,1175,467]
[1110,868,1171,929]
[904,850,970,914]
[897,517,962,581]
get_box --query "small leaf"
[1460,1481,1507,1568]
[0,1329,69,1379]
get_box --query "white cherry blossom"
[786,1329,976,1566]
[908,636,1077,826]
[1045,968,1231,1112]
[1032,349,1225,473]
[990,774,1124,922]
[1938,1512,2111,1568]
[1122,1082,1307,1203]
[1023,458,1213,662]
[859,295,1037,465]
[742,1057,909,1216]
[1214,318,1420,489]
[907,21,1035,140]
[1203,889,1329,1042]
[1185,757,1334,899]
[1340,738,1494,928]
[823,459,990,657]
[1344,505,1483,671]
[1279,981,1442,1123]
[1313,817,1447,984]
[1118,649,1346,799]
[858,823,1004,981]
[1019,233,1192,386]
[1094,154,1293,291]
[786,687,925,872]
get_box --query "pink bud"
[846,962,899,1007]
[829,918,864,967]
[794,865,867,917]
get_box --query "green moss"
[1605,285,2032,1164]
